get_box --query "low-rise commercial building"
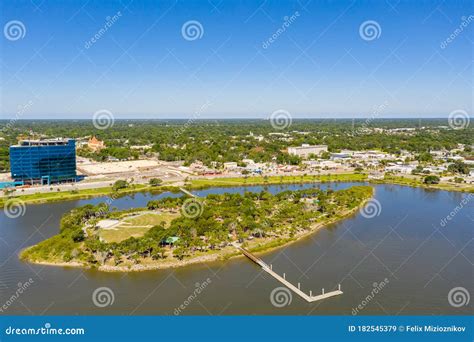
[288,144,328,158]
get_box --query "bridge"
[179,187,197,198]
[232,242,343,303]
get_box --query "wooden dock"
[232,243,343,303]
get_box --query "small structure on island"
[161,236,179,246]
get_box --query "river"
[0,183,472,315]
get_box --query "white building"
[385,164,415,174]
[223,162,238,170]
[288,144,328,158]
[242,159,255,165]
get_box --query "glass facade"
[9,139,77,184]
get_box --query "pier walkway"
[232,242,343,303]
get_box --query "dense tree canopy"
[21,185,373,266]
[1,119,472,171]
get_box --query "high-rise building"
[9,138,77,185]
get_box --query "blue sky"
[0,0,472,119]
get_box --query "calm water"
[0,183,472,315]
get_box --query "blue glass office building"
[9,139,77,185]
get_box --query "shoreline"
[0,173,366,208]
[369,177,474,193]
[3,173,473,209]
[22,195,369,273]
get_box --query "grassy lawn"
[122,212,178,227]
[99,227,151,243]
[99,211,179,243]
[189,173,367,188]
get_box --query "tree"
[447,161,469,175]
[320,151,331,160]
[423,175,440,184]
[149,178,163,187]
[112,180,128,191]
[417,152,433,163]
[412,165,423,174]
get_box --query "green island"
[20,185,373,271]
